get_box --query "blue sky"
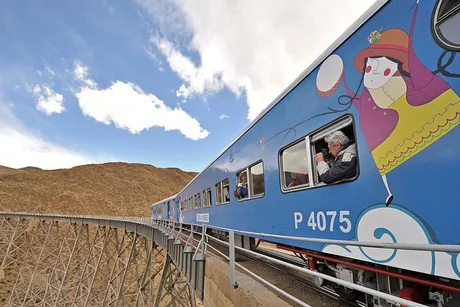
[0,0,374,172]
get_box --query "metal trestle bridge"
[0,213,204,307]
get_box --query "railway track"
[244,244,367,307]
[194,229,367,307]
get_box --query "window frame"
[278,114,359,193]
[235,160,266,202]
[431,0,460,51]
[215,178,230,205]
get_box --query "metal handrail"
[3,211,460,253]
[201,223,460,253]
[175,223,429,307]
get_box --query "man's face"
[328,142,342,157]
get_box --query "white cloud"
[72,62,209,140]
[144,45,164,72]
[151,36,225,99]
[0,100,103,170]
[44,65,56,77]
[219,114,229,120]
[31,84,65,115]
[136,0,376,121]
[73,61,97,88]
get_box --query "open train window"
[202,188,212,207]
[431,0,460,51]
[215,178,230,205]
[235,160,265,201]
[279,115,358,191]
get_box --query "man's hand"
[315,152,324,162]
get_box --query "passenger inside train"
[223,185,230,202]
[234,170,249,199]
[234,182,248,199]
[288,173,308,187]
[314,130,357,184]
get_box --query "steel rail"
[206,233,363,307]
[178,226,360,305]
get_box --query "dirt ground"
[0,162,196,216]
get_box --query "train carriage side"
[151,194,178,222]
[179,0,460,304]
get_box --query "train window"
[280,139,311,190]
[310,116,355,185]
[188,197,193,211]
[279,115,358,191]
[195,193,201,209]
[216,178,230,205]
[235,160,265,201]
[158,205,163,219]
[223,178,230,202]
[216,182,222,204]
[431,0,460,51]
[203,188,212,207]
[251,162,265,196]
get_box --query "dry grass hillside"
[0,162,196,217]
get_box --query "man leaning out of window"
[314,130,357,184]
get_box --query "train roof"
[178,0,388,195]
[151,194,177,208]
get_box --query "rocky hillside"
[0,162,196,217]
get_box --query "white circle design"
[316,54,344,97]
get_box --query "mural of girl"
[316,2,460,205]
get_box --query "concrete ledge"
[204,256,292,307]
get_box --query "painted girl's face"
[363,57,398,89]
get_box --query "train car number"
[294,211,351,233]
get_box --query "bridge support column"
[154,253,197,307]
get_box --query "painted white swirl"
[321,205,459,280]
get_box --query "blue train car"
[155,0,460,304]
[151,194,179,222]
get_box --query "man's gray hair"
[324,130,349,146]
